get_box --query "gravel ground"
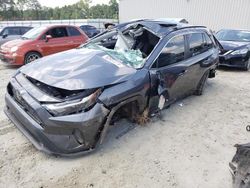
[0,63,249,188]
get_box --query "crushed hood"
[219,40,249,51]
[20,48,137,90]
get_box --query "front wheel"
[243,59,250,71]
[24,52,41,64]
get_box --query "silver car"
[0,26,33,46]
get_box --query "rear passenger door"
[184,32,216,92]
[67,26,85,48]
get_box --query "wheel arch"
[24,50,43,58]
[98,95,146,145]
[24,50,43,64]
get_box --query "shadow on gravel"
[0,64,20,70]
[217,66,248,72]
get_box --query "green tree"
[0,0,119,21]
[26,0,41,19]
[16,0,28,19]
[109,0,118,19]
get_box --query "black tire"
[243,59,250,71]
[24,52,41,64]
[194,71,209,96]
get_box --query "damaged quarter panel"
[98,69,150,112]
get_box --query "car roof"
[121,20,207,37]
[80,25,96,27]
[33,24,79,29]
[4,26,33,28]
[218,29,250,32]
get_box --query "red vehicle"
[0,25,88,65]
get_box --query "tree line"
[0,0,118,21]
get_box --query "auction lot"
[0,63,249,188]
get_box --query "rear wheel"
[194,71,209,96]
[24,52,41,64]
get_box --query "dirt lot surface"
[0,63,249,188]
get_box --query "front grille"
[8,83,44,127]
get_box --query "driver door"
[149,34,191,112]
[37,26,70,56]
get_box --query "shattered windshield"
[81,25,160,69]
[86,43,145,69]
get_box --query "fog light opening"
[73,129,85,145]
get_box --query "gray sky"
[38,0,110,8]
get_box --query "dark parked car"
[80,25,100,38]
[4,20,219,156]
[216,29,250,70]
[0,26,33,46]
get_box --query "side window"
[81,26,89,33]
[203,33,213,50]
[68,27,81,36]
[187,33,204,56]
[3,28,20,36]
[2,28,9,36]
[155,35,185,68]
[0,28,5,36]
[20,27,31,35]
[46,27,68,38]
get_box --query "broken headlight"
[231,48,248,55]
[43,89,102,116]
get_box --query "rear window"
[187,32,214,57]
[187,33,204,56]
[68,27,81,36]
[20,27,32,35]
[203,33,213,50]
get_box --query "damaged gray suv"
[4,20,219,156]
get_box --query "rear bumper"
[4,90,110,156]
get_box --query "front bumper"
[219,54,249,68]
[4,79,110,156]
[0,51,24,65]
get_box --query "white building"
[119,0,250,31]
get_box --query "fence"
[0,19,118,31]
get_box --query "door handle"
[202,57,213,67]
[178,69,188,76]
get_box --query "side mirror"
[2,34,8,39]
[45,35,52,42]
